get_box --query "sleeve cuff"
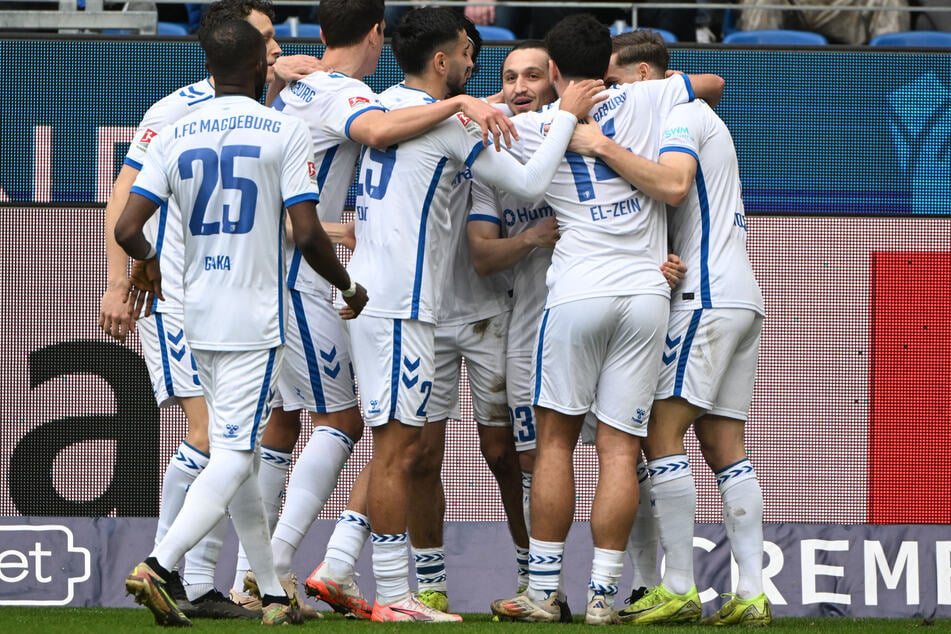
[468,213,501,225]
[344,106,387,141]
[130,185,165,206]
[284,192,320,208]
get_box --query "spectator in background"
[738,0,909,44]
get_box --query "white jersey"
[469,181,551,355]
[659,101,764,315]
[347,82,576,323]
[435,171,511,326]
[131,95,318,351]
[124,78,216,315]
[273,71,384,300]
[509,75,695,308]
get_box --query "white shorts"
[348,316,435,427]
[192,347,282,451]
[655,308,763,421]
[533,295,669,437]
[429,312,510,426]
[277,290,358,414]
[138,312,203,407]
[506,352,537,451]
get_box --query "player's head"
[319,0,385,47]
[203,19,269,100]
[544,14,611,81]
[502,40,555,113]
[606,30,669,84]
[199,0,281,83]
[392,8,472,98]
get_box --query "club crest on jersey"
[349,96,371,108]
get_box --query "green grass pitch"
[0,609,944,632]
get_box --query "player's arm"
[99,164,140,341]
[468,217,558,276]
[681,72,724,107]
[348,94,518,150]
[567,118,696,206]
[287,201,367,317]
[471,79,606,199]
[114,191,165,317]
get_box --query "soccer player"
[117,18,367,627]
[97,0,285,619]
[488,14,723,625]
[405,22,528,614]
[344,7,603,622]
[573,30,770,626]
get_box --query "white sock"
[155,442,208,548]
[521,471,533,535]
[588,547,624,607]
[228,454,283,599]
[232,446,291,587]
[259,445,293,531]
[527,537,563,601]
[515,546,529,591]
[372,532,410,604]
[718,459,764,599]
[627,461,659,590]
[648,454,696,596]
[272,427,353,576]
[183,515,228,600]
[413,546,447,593]
[152,448,254,574]
[326,510,371,578]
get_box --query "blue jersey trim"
[673,309,703,397]
[154,313,175,399]
[682,73,695,102]
[123,157,143,170]
[271,94,286,111]
[317,145,338,192]
[285,192,319,208]
[397,83,438,102]
[250,348,278,449]
[411,156,448,319]
[344,106,387,141]
[130,186,165,207]
[291,290,327,414]
[659,146,699,162]
[150,201,169,314]
[464,141,485,168]
[389,320,403,421]
[694,161,712,307]
[468,213,501,225]
[278,217,286,344]
[532,308,550,405]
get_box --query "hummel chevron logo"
[170,346,187,362]
[320,346,337,362]
[403,356,420,372]
[402,374,419,388]
[662,351,677,365]
[174,449,201,471]
[716,463,754,486]
[665,334,681,349]
[168,329,185,345]
[324,362,341,379]
[649,460,690,477]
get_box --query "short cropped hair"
[198,0,275,48]
[202,19,265,79]
[612,30,670,73]
[319,0,385,47]
[545,14,611,80]
[503,38,547,65]
[392,8,466,76]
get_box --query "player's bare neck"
[403,74,443,102]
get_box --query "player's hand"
[464,0,496,25]
[567,117,609,157]
[458,95,519,150]
[661,253,686,289]
[558,79,607,120]
[273,54,326,83]
[128,258,164,319]
[99,278,135,342]
[525,216,559,248]
[338,283,369,320]
[484,90,505,105]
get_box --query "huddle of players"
[102,0,768,627]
